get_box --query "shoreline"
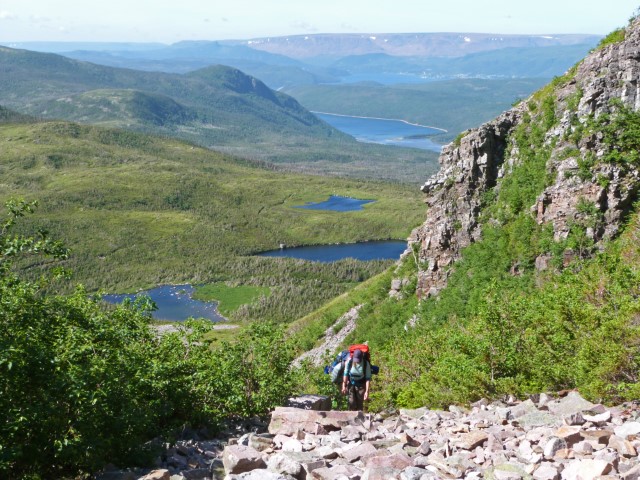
[312,110,448,133]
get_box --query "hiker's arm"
[364,380,370,401]
[341,375,348,394]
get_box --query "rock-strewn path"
[115,391,640,480]
[291,305,362,368]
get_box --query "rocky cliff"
[412,20,640,298]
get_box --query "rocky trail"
[100,391,640,480]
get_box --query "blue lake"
[102,284,225,322]
[315,112,444,153]
[296,195,374,211]
[257,240,407,262]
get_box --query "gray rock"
[286,395,332,412]
[546,392,594,418]
[533,463,560,480]
[543,437,568,459]
[614,422,640,439]
[266,452,302,478]
[400,466,428,480]
[222,445,266,475]
[361,466,402,480]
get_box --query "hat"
[353,349,363,362]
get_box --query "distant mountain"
[231,32,602,59]
[0,46,338,143]
[0,46,436,182]
[329,44,596,79]
[18,41,342,89]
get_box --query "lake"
[296,195,374,211]
[257,240,407,262]
[102,284,225,322]
[315,112,444,153]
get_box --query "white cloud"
[0,10,15,20]
[290,21,317,33]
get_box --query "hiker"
[341,348,372,411]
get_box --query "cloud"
[290,21,318,33]
[221,17,229,23]
[0,10,15,20]
[340,22,359,30]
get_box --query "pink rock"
[364,452,413,470]
[456,431,488,450]
[555,425,582,447]
[341,442,378,463]
[269,407,364,435]
[310,464,363,479]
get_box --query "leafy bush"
[0,201,296,478]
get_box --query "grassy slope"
[292,35,640,407]
[0,118,426,321]
[0,46,438,183]
[285,78,549,142]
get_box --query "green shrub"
[0,201,296,478]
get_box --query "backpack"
[324,344,380,384]
[324,350,350,384]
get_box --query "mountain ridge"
[231,32,602,59]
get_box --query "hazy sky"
[1,0,638,43]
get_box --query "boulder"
[287,395,332,411]
[341,441,378,463]
[269,407,364,435]
[546,392,594,418]
[222,445,267,475]
[266,452,303,478]
[455,431,488,450]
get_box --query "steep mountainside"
[289,20,640,410]
[412,23,640,297]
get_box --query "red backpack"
[348,344,370,364]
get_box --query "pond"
[315,112,444,153]
[295,195,374,212]
[102,284,225,322]
[257,240,407,262]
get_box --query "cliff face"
[412,21,640,298]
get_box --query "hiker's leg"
[348,386,358,411]
[355,386,365,411]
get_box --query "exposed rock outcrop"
[412,21,640,298]
[292,305,361,367]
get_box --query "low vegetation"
[0,118,424,322]
[292,61,640,412]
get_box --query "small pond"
[102,284,225,322]
[295,195,374,212]
[257,240,407,262]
